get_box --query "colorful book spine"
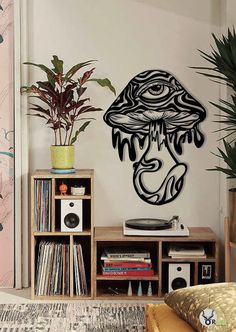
[101,256,151,263]
[101,269,154,276]
[103,261,152,268]
[102,267,152,272]
[105,253,150,259]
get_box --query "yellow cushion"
[146,304,195,332]
[164,282,236,332]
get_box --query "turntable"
[123,216,189,237]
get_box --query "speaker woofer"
[64,213,80,229]
[171,277,187,290]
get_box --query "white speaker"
[168,263,190,292]
[61,200,83,232]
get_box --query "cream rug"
[0,302,145,331]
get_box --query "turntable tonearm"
[123,216,189,236]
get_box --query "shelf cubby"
[31,169,94,300]
[94,227,219,300]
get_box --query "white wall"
[27,0,222,233]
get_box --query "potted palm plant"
[22,55,115,172]
[192,27,236,241]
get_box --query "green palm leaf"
[193,27,236,178]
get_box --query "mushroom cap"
[104,70,206,135]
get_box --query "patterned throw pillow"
[164,283,236,332]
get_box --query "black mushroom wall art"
[104,70,206,205]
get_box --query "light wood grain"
[90,174,94,298]
[215,237,220,282]
[33,231,91,236]
[162,257,216,262]
[55,195,91,200]
[225,216,231,282]
[31,169,94,300]
[95,294,160,300]
[96,275,159,281]
[33,295,92,300]
[33,169,94,178]
[31,176,35,300]
[94,226,219,299]
[194,262,198,285]
[94,227,217,242]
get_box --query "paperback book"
[103,248,150,259]
[103,261,152,268]
[101,255,151,263]
[101,268,154,277]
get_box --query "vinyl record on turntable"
[125,218,172,230]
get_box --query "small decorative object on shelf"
[147,281,152,297]
[71,186,85,196]
[137,281,142,296]
[128,281,132,296]
[59,182,68,195]
[137,281,143,296]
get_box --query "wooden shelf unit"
[31,169,94,300]
[93,227,219,300]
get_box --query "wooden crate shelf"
[31,169,94,300]
[93,227,219,300]
[31,169,219,301]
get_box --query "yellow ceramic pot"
[50,145,75,169]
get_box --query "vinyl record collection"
[35,240,88,296]
[34,180,52,231]
[35,240,70,296]
[73,243,88,296]
[100,248,154,276]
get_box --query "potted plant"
[192,27,236,241]
[22,55,115,172]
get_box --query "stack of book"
[168,244,206,258]
[34,179,51,231]
[101,248,154,276]
[35,240,70,296]
[73,243,88,296]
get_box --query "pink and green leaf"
[70,121,91,145]
[88,78,116,95]
[64,60,95,81]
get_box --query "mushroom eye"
[139,82,175,101]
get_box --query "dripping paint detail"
[104,70,206,205]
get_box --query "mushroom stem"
[133,121,187,205]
